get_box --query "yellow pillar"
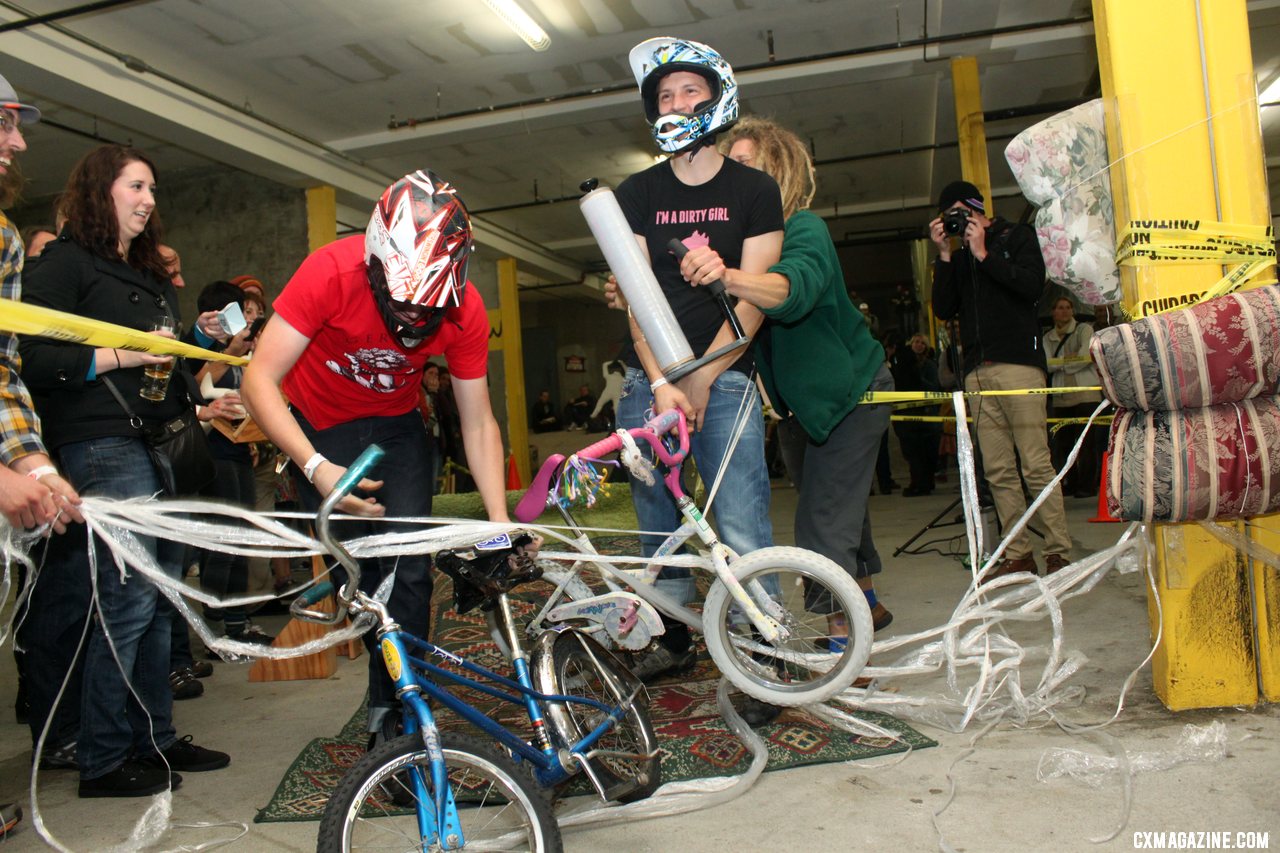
[1094,0,1275,708]
[306,186,337,252]
[910,239,936,346]
[496,258,530,486]
[950,56,993,218]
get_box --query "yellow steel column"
[950,56,994,218]
[306,186,337,252]
[497,258,530,486]
[910,239,936,345]
[1094,0,1273,708]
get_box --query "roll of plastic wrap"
[580,185,694,377]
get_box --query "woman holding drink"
[20,144,229,798]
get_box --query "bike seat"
[514,453,565,522]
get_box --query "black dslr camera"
[942,207,971,236]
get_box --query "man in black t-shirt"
[612,37,784,686]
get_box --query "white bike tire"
[702,546,872,706]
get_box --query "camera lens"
[942,208,969,235]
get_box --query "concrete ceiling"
[3,0,1280,289]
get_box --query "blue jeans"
[617,368,773,606]
[293,410,433,723]
[55,435,181,779]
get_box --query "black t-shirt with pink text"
[616,157,784,375]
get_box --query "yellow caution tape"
[0,300,247,365]
[861,386,1103,405]
[1114,220,1276,319]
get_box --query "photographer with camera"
[929,181,1072,582]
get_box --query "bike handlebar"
[573,408,689,467]
[293,444,385,625]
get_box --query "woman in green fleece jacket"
[673,116,895,648]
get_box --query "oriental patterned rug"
[255,534,935,823]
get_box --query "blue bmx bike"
[291,446,660,853]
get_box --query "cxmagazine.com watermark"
[1133,831,1269,849]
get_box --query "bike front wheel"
[316,731,562,853]
[701,546,873,706]
[537,630,661,803]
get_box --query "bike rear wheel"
[701,546,872,706]
[316,731,562,853]
[538,631,661,803]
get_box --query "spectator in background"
[529,388,560,432]
[20,223,55,258]
[874,335,899,495]
[858,301,881,338]
[890,332,942,497]
[591,358,625,431]
[1043,296,1103,498]
[563,383,594,431]
[417,362,443,495]
[230,274,265,301]
[158,244,185,288]
[1093,302,1119,331]
[191,280,273,643]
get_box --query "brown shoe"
[980,555,1037,584]
[1043,554,1069,575]
[871,603,893,632]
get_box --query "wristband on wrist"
[27,465,58,481]
[302,453,327,484]
[112,349,121,370]
[649,376,669,391]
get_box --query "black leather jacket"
[20,235,187,450]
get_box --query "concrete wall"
[519,291,628,412]
[157,166,309,322]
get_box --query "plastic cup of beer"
[140,314,176,401]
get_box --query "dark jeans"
[777,365,893,609]
[293,409,434,725]
[894,421,941,492]
[199,457,258,629]
[23,435,182,779]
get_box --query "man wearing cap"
[929,180,1072,581]
[0,74,83,812]
[0,76,82,528]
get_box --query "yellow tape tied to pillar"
[1114,219,1276,318]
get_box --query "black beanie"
[937,180,985,213]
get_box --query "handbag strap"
[100,375,145,431]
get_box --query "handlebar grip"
[332,444,385,498]
[296,580,334,607]
[646,408,682,436]
[667,238,727,298]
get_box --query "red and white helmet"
[366,170,472,310]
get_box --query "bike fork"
[676,496,786,642]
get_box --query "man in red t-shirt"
[242,171,509,739]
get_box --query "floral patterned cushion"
[1090,286,1280,410]
[1005,100,1122,306]
[1108,396,1280,522]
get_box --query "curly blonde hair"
[719,116,816,220]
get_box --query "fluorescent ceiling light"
[481,0,550,52]
[1261,74,1280,107]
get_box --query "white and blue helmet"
[628,37,739,154]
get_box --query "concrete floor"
[2,445,1278,852]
